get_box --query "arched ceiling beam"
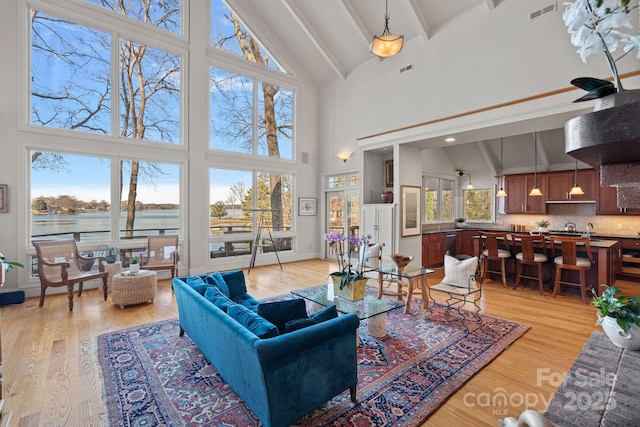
[408,0,431,41]
[280,0,347,80]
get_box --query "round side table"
[111,270,157,309]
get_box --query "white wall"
[0,1,321,295]
[318,0,639,175]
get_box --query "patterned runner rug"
[98,300,529,426]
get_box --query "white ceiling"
[232,0,593,173]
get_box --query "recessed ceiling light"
[445,137,456,143]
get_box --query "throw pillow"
[359,243,382,269]
[186,276,210,295]
[442,255,479,289]
[228,304,279,339]
[285,317,317,333]
[204,286,235,312]
[257,299,308,334]
[205,272,231,297]
[220,270,247,298]
[284,304,338,333]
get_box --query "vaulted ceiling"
[231,0,595,173]
[234,0,499,85]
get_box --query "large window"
[423,177,454,223]
[209,168,293,259]
[31,8,182,144]
[31,152,181,245]
[209,67,293,159]
[462,188,495,222]
[209,1,293,159]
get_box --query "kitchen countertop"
[421,227,639,240]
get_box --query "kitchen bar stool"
[550,236,593,304]
[479,231,513,288]
[513,233,549,295]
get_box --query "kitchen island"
[469,234,620,293]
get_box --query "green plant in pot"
[592,285,640,350]
[1,253,25,286]
[323,232,371,301]
[105,246,119,264]
[129,256,141,274]
[536,220,550,231]
[455,217,467,228]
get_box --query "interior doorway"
[325,191,360,258]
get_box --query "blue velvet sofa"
[172,271,360,427]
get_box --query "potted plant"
[455,217,467,228]
[105,246,119,264]
[1,252,24,286]
[536,219,550,232]
[129,256,141,274]
[323,232,372,301]
[591,285,640,350]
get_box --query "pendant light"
[370,0,404,58]
[569,158,585,195]
[529,133,543,196]
[496,137,508,197]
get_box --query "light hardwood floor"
[1,259,637,426]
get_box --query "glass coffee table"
[373,265,435,314]
[291,284,404,338]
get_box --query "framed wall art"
[401,185,420,237]
[385,160,394,187]
[298,197,317,216]
[0,185,7,213]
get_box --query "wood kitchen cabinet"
[620,238,640,277]
[461,230,480,256]
[422,232,446,268]
[504,174,547,214]
[546,169,597,202]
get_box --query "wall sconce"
[337,152,351,163]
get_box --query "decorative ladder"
[248,209,282,273]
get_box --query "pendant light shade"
[529,133,543,197]
[496,137,508,197]
[569,158,585,195]
[371,0,404,58]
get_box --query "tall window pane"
[424,178,438,222]
[210,68,254,153]
[441,179,454,221]
[256,172,293,232]
[120,160,180,240]
[31,12,111,133]
[209,168,253,258]
[463,189,494,222]
[424,177,455,223]
[210,0,285,73]
[31,152,111,243]
[85,0,182,35]
[119,40,181,144]
[257,83,293,159]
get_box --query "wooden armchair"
[143,235,179,278]
[32,239,108,311]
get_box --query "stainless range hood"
[565,93,640,209]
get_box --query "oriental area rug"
[97,300,529,427]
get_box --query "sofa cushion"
[285,305,338,333]
[186,276,211,295]
[258,299,308,334]
[219,270,247,299]
[228,304,279,339]
[205,272,231,298]
[204,286,235,312]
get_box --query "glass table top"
[291,284,404,321]
[373,265,435,279]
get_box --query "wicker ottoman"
[111,270,157,309]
